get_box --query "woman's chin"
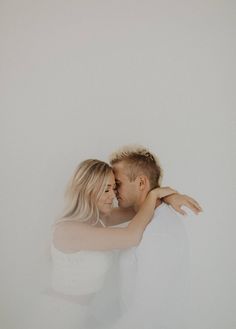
[100,207,112,216]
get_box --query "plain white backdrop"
[1,0,235,328]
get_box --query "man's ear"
[139,175,148,190]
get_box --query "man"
[108,145,201,329]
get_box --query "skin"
[112,161,152,212]
[96,172,117,217]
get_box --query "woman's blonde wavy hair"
[57,159,113,225]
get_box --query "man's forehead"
[112,163,130,180]
[112,163,124,173]
[112,161,127,171]
[113,171,122,180]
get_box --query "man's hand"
[163,193,202,215]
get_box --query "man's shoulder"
[153,203,180,222]
[144,203,185,235]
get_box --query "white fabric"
[28,247,117,329]
[114,203,189,329]
[51,219,114,296]
[84,250,123,329]
[51,245,114,295]
[26,292,89,329]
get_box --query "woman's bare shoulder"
[52,220,91,252]
[53,220,95,238]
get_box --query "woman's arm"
[103,192,202,225]
[53,187,176,252]
[162,193,202,215]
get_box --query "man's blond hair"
[109,145,163,189]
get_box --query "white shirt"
[116,203,189,329]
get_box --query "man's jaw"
[117,197,137,212]
[117,197,129,209]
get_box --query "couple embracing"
[51,145,201,329]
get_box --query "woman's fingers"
[174,205,187,216]
[183,195,203,213]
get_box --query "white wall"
[1,1,235,328]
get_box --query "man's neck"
[133,193,162,213]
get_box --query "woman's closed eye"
[105,185,117,193]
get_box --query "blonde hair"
[57,159,113,224]
[109,145,163,189]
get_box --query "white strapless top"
[51,221,114,296]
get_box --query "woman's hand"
[163,193,202,215]
[149,187,177,199]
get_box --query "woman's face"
[97,172,116,215]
